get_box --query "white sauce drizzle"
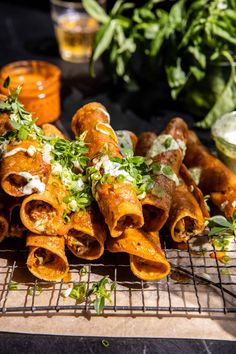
[52,162,63,176]
[189,167,202,186]
[147,134,186,158]
[212,111,236,144]
[97,107,110,123]
[95,122,117,142]
[42,143,53,164]
[4,145,36,158]
[94,155,134,182]
[116,130,133,155]
[17,172,45,195]
[153,163,179,185]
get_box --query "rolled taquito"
[20,176,70,236]
[166,179,206,243]
[66,206,106,260]
[184,130,236,217]
[72,102,144,237]
[135,132,157,156]
[0,211,9,242]
[6,197,27,238]
[26,234,69,281]
[107,229,170,281]
[139,118,188,231]
[0,140,51,197]
[41,123,66,139]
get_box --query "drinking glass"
[50,0,106,63]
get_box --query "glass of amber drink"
[50,0,106,63]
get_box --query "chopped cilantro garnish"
[101,339,110,348]
[164,137,172,149]
[49,136,89,171]
[62,211,71,224]
[69,283,86,302]
[27,285,43,296]
[9,281,18,291]
[88,275,116,315]
[162,165,173,176]
[79,266,88,277]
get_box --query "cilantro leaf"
[69,283,86,302]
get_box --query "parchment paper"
[0,236,236,339]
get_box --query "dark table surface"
[0,1,235,353]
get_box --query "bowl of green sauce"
[211,111,236,174]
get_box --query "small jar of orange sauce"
[0,60,61,125]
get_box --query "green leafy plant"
[84,0,236,129]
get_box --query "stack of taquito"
[2,94,236,283]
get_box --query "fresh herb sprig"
[88,276,116,315]
[0,82,94,212]
[0,78,42,141]
[69,283,87,302]
[207,214,236,237]
[62,276,116,315]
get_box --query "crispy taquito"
[20,176,70,236]
[184,130,236,217]
[66,206,106,260]
[0,140,51,197]
[166,164,209,243]
[6,197,27,238]
[137,119,188,231]
[167,181,205,243]
[0,211,8,242]
[26,234,69,281]
[107,229,170,280]
[41,123,66,139]
[72,102,144,237]
[135,131,157,156]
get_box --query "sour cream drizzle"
[16,172,45,195]
[189,167,202,186]
[153,163,179,185]
[95,122,117,142]
[94,155,134,182]
[116,130,133,155]
[97,107,110,123]
[147,134,186,158]
[4,145,36,158]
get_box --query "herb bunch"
[84,0,236,129]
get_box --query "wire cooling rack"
[0,234,236,316]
